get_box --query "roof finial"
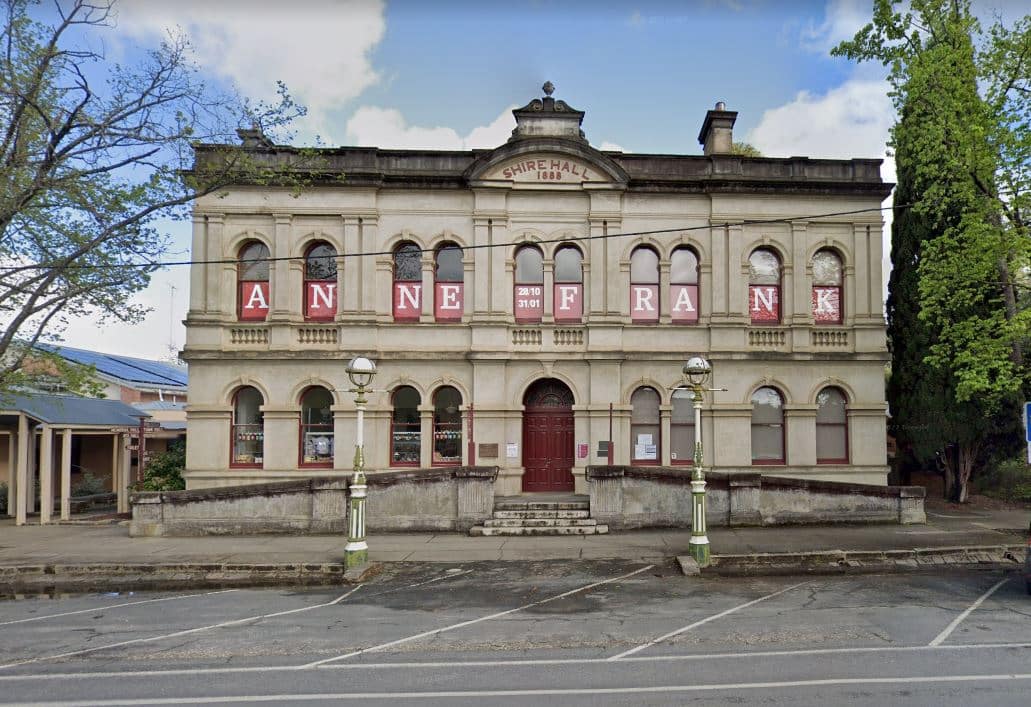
[542,81,555,97]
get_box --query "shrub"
[974,457,1031,503]
[135,441,186,492]
[71,471,106,497]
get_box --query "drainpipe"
[467,403,475,466]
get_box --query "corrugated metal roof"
[0,393,149,426]
[131,401,186,411]
[38,344,188,389]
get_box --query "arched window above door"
[237,241,270,321]
[393,241,422,321]
[514,245,544,322]
[553,245,583,322]
[434,243,464,321]
[748,248,781,324]
[630,247,659,323]
[631,386,661,464]
[670,247,699,324]
[304,242,338,321]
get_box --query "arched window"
[514,245,544,322]
[238,241,270,321]
[816,387,848,463]
[553,245,583,322]
[434,243,464,321]
[630,247,659,323]
[299,386,334,467]
[751,386,785,465]
[231,386,264,467]
[304,242,338,321]
[671,388,696,464]
[670,247,699,324]
[630,386,661,464]
[390,386,421,467]
[393,242,423,321]
[432,386,462,466]
[748,248,781,323]
[812,249,843,324]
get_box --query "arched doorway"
[522,379,575,492]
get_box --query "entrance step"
[493,501,589,511]
[483,518,598,528]
[470,497,607,537]
[492,510,590,520]
[470,524,609,537]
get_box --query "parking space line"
[929,578,1008,646]
[303,564,655,668]
[0,642,1029,681]
[0,585,363,671]
[607,581,808,661]
[13,672,1031,705]
[0,590,239,627]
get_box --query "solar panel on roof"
[37,344,187,388]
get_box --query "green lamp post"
[683,356,713,568]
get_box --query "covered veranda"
[0,394,148,525]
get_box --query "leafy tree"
[730,141,762,157]
[134,439,185,492]
[0,0,307,392]
[835,0,1029,501]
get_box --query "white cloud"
[346,106,516,150]
[114,0,386,144]
[799,0,868,53]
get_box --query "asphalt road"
[1,561,1029,706]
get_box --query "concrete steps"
[470,497,607,537]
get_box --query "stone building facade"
[182,87,892,493]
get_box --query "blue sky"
[51,0,1021,358]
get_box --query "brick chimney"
[697,101,738,155]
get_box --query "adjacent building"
[183,86,892,494]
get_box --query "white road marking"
[0,642,1029,681]
[0,590,240,627]
[607,580,808,660]
[13,673,1031,705]
[0,585,363,671]
[303,564,655,668]
[929,578,1009,646]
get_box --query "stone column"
[726,223,745,318]
[15,414,29,525]
[205,214,225,316]
[709,222,728,318]
[60,428,72,521]
[261,406,300,470]
[542,258,554,324]
[270,213,294,319]
[791,221,809,326]
[189,214,207,316]
[588,218,608,319]
[360,217,380,319]
[853,222,871,321]
[659,405,672,466]
[420,253,434,321]
[339,216,361,319]
[5,432,15,518]
[473,217,491,316]
[658,259,672,324]
[419,405,434,467]
[39,425,53,524]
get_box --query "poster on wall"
[514,285,544,321]
[393,283,422,320]
[554,284,582,321]
[670,284,698,323]
[434,283,464,321]
[239,281,270,320]
[749,285,780,322]
[305,282,337,319]
[630,285,659,322]
[812,286,841,323]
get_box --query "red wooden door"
[522,380,575,492]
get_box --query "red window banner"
[630,285,659,322]
[812,286,841,323]
[670,284,698,323]
[434,283,464,321]
[393,283,422,320]
[514,285,543,322]
[239,281,270,320]
[749,285,780,323]
[305,282,337,320]
[553,283,582,322]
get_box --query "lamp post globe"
[682,356,712,387]
[346,356,377,389]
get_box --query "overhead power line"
[0,203,908,273]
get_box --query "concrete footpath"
[1,502,1027,591]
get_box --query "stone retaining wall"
[586,466,925,530]
[130,466,499,537]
